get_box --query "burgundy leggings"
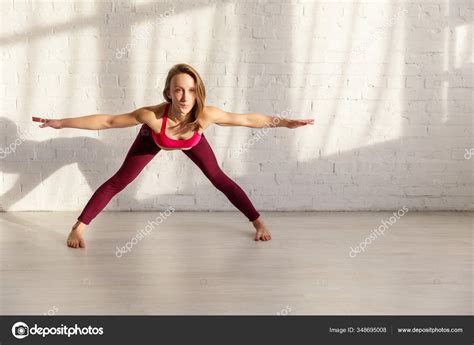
[77,124,260,225]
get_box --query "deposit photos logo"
[349,206,409,258]
[11,321,104,339]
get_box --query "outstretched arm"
[33,108,154,130]
[204,105,314,129]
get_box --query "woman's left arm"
[205,106,314,129]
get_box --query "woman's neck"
[168,103,190,122]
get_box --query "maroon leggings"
[77,124,260,225]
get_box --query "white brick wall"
[1,0,472,212]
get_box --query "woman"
[34,63,314,248]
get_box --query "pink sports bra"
[151,103,202,149]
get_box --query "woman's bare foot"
[67,221,86,248]
[252,216,272,241]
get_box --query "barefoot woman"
[34,63,314,248]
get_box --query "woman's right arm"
[105,108,154,129]
[35,108,154,130]
[59,114,114,130]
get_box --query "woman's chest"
[147,117,200,140]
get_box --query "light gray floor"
[0,211,472,315]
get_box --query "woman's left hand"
[285,118,314,128]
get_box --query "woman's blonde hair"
[162,63,206,132]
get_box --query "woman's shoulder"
[200,105,218,128]
[202,105,231,127]
[201,104,223,122]
[141,102,168,120]
[202,104,220,114]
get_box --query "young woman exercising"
[33,63,314,248]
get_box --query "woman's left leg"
[182,134,260,222]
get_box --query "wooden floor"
[0,211,472,315]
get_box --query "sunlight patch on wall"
[454,23,473,69]
[292,2,407,161]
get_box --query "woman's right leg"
[77,124,161,225]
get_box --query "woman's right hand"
[32,117,62,129]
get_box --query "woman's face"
[167,73,197,113]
